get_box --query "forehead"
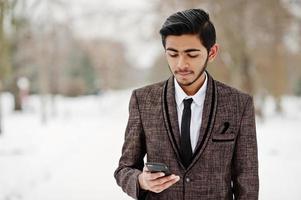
[165,34,205,51]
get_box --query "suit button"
[185,177,191,183]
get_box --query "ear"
[208,44,219,62]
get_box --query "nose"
[177,55,188,69]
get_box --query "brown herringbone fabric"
[114,72,259,200]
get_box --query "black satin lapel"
[166,77,181,149]
[190,72,218,165]
[162,73,218,171]
[162,77,182,161]
[194,73,213,150]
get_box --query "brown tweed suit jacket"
[114,72,259,200]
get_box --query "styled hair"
[159,9,216,53]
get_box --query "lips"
[176,71,193,76]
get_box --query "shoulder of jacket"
[132,80,166,100]
[214,80,254,117]
[215,80,253,107]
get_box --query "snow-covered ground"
[0,91,300,200]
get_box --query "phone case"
[145,162,171,176]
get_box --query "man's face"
[165,34,209,88]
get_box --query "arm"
[232,96,259,199]
[114,91,147,199]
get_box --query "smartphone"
[145,162,171,176]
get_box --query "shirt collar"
[174,72,208,107]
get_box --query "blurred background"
[0,0,300,199]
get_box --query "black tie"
[180,98,193,168]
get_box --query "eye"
[168,53,178,58]
[187,54,199,58]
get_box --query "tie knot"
[183,98,193,108]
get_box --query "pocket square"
[212,122,235,142]
[218,122,230,134]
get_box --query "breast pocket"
[211,122,236,142]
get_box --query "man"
[114,8,259,200]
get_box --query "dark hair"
[159,9,216,53]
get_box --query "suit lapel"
[162,73,218,170]
[166,77,181,148]
[162,77,182,163]
[195,73,216,150]
[189,72,218,169]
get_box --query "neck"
[182,73,206,96]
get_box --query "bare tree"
[0,0,14,133]
[153,0,297,116]
[0,80,2,134]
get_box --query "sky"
[11,0,300,69]
[22,0,162,69]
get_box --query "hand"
[138,166,180,193]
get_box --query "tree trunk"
[0,86,2,135]
[0,1,3,134]
[12,76,22,111]
[241,53,254,94]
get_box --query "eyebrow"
[166,48,201,53]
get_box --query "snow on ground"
[0,91,300,200]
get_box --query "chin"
[177,79,193,86]
[180,82,194,87]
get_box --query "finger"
[151,176,180,193]
[150,175,179,187]
[146,172,165,181]
[143,166,150,172]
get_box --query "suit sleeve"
[114,90,147,199]
[232,96,259,199]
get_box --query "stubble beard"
[171,58,208,87]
